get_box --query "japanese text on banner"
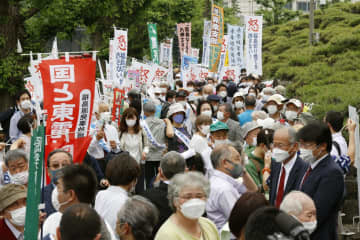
[39,57,95,183]
[209,5,224,72]
[228,24,244,68]
[202,20,211,67]
[148,23,160,64]
[177,23,192,57]
[113,29,128,87]
[245,16,263,75]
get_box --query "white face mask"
[187,87,194,92]
[203,94,209,100]
[10,171,29,185]
[272,148,290,163]
[126,119,136,127]
[300,148,316,164]
[285,110,298,121]
[248,93,256,97]
[267,105,278,115]
[218,91,227,98]
[199,125,210,136]
[180,198,206,219]
[302,220,317,234]
[262,95,270,102]
[217,111,225,121]
[20,100,32,110]
[201,110,212,118]
[213,105,218,112]
[52,187,71,212]
[9,206,26,226]
[214,139,228,147]
[100,112,112,123]
[234,101,244,109]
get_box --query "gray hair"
[168,172,210,212]
[280,191,314,217]
[143,101,156,113]
[220,103,232,114]
[210,144,234,169]
[275,126,297,144]
[160,151,186,180]
[117,195,159,240]
[5,149,28,167]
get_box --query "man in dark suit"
[297,121,344,240]
[265,127,308,207]
[42,149,72,217]
[140,151,186,237]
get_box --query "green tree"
[255,0,300,25]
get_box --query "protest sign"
[209,4,224,72]
[112,88,126,127]
[245,16,263,75]
[218,35,228,76]
[181,55,198,87]
[228,24,244,68]
[24,125,45,240]
[113,29,128,87]
[177,23,192,57]
[202,20,211,67]
[148,23,160,64]
[39,57,95,183]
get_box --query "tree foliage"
[262,2,360,118]
[0,0,239,96]
[256,0,300,25]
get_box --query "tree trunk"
[0,1,23,58]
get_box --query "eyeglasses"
[273,142,291,149]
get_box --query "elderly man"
[42,149,73,217]
[87,102,120,178]
[143,101,174,188]
[263,127,308,208]
[5,150,29,186]
[202,84,214,100]
[217,103,244,145]
[209,121,230,147]
[116,196,159,240]
[206,144,258,230]
[0,184,27,240]
[280,191,317,234]
[297,121,344,240]
[141,151,186,236]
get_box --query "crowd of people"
[0,71,358,240]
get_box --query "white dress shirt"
[41,211,62,239]
[276,154,297,194]
[5,219,23,240]
[95,186,129,231]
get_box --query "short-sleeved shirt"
[238,110,254,126]
[155,216,220,240]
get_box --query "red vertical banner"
[112,88,126,128]
[39,57,96,182]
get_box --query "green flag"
[148,23,160,64]
[24,125,45,240]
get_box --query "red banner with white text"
[39,57,96,182]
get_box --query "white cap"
[267,94,285,105]
[286,99,302,108]
[167,103,185,118]
[257,118,276,130]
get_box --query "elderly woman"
[155,172,219,240]
[116,195,159,240]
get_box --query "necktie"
[275,166,286,208]
[301,167,312,188]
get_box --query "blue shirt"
[9,110,25,143]
[238,109,254,126]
